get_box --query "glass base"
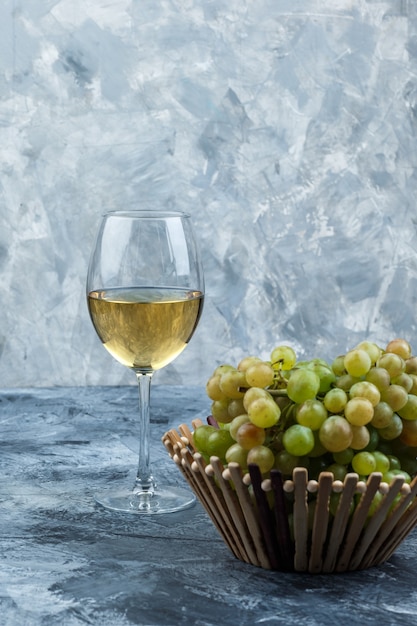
[94,485,196,515]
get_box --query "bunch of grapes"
[193,339,417,484]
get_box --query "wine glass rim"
[103,209,191,219]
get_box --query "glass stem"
[134,371,155,493]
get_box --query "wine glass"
[86,210,204,514]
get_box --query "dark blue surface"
[1,386,417,625]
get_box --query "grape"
[326,463,348,481]
[287,369,320,403]
[245,361,275,388]
[365,366,391,391]
[335,373,360,391]
[405,356,417,375]
[331,355,346,376]
[385,338,412,360]
[274,450,300,475]
[211,399,233,424]
[349,381,380,407]
[380,384,408,412]
[363,425,379,452]
[295,399,328,430]
[270,345,297,371]
[350,425,370,450]
[323,388,348,413]
[309,431,328,457]
[282,424,315,456]
[225,443,248,467]
[344,349,372,377]
[243,387,271,412]
[370,402,394,428]
[206,375,227,401]
[206,429,234,460]
[352,451,376,475]
[236,422,266,450]
[227,398,246,419]
[248,396,280,428]
[399,419,417,447]
[388,455,401,470]
[372,450,390,474]
[219,369,247,399]
[247,445,275,474]
[355,341,382,364]
[300,361,336,393]
[193,424,217,454]
[409,374,417,395]
[319,415,353,452]
[397,394,417,421]
[344,397,374,426]
[237,355,262,372]
[378,414,403,440]
[391,372,413,393]
[229,414,250,440]
[383,469,411,484]
[377,353,405,378]
[333,448,354,465]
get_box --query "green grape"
[319,415,353,452]
[362,425,379,452]
[335,373,360,391]
[229,414,250,440]
[344,397,374,426]
[398,456,417,476]
[245,361,275,389]
[206,429,234,460]
[237,355,262,372]
[227,398,246,419]
[380,384,408,412]
[274,450,300,475]
[383,469,411,484]
[248,396,280,428]
[378,352,406,378]
[206,375,227,401]
[405,356,417,375]
[349,381,381,407]
[365,367,391,391]
[372,451,390,474]
[398,394,417,421]
[211,399,233,424]
[213,364,235,376]
[388,455,401,470]
[378,414,403,440]
[219,369,247,399]
[286,369,320,404]
[247,445,275,474]
[350,425,370,450]
[225,443,248,467]
[300,360,336,393]
[243,387,271,412]
[331,355,346,376]
[270,345,297,371]
[282,424,315,456]
[326,463,348,481]
[333,447,354,465]
[236,422,266,450]
[295,399,328,430]
[355,341,382,364]
[308,431,328,457]
[409,374,417,395]
[193,425,217,454]
[323,388,348,413]
[351,451,377,475]
[391,372,413,393]
[370,401,394,428]
[385,338,412,360]
[344,349,372,377]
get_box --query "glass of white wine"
[86,210,204,514]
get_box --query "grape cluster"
[194,339,417,483]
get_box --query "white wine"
[88,287,204,371]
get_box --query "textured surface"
[1,385,417,626]
[2,1,417,387]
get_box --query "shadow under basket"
[162,420,417,574]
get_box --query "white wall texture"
[2,0,417,387]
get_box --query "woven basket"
[162,419,417,573]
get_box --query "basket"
[162,419,417,574]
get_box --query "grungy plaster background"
[2,0,417,388]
